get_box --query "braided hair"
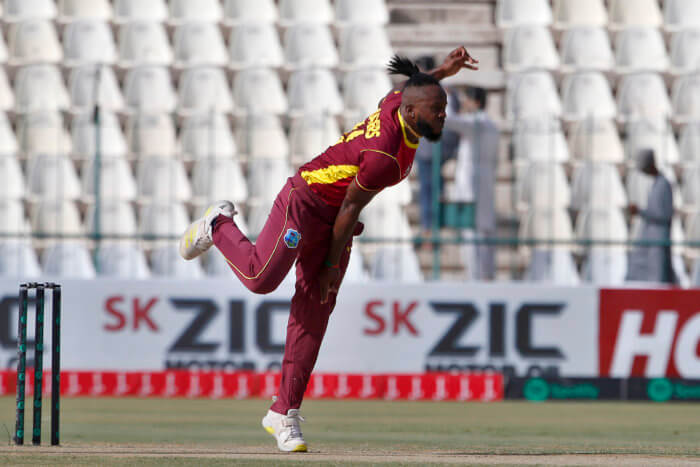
[386,55,441,88]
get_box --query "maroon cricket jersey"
[298,90,419,207]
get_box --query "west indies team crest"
[284,229,301,249]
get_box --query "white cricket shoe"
[179,200,236,260]
[262,409,308,452]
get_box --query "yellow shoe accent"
[292,444,307,452]
[264,426,275,435]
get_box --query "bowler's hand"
[319,266,341,304]
[440,46,479,77]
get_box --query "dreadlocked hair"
[386,54,440,87]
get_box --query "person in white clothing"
[444,87,499,280]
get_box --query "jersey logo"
[284,229,302,249]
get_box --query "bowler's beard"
[416,118,442,142]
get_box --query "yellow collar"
[398,110,420,149]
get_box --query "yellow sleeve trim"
[355,177,380,192]
[397,110,420,149]
[300,164,359,185]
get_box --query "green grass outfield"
[0,397,698,466]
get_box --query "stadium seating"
[506,71,561,120]
[672,74,700,124]
[42,242,96,278]
[16,111,71,157]
[123,66,176,113]
[177,67,234,116]
[63,20,116,68]
[168,0,222,25]
[68,66,125,114]
[85,201,138,238]
[553,0,607,29]
[559,27,614,73]
[126,113,177,157]
[14,64,69,113]
[173,22,227,69]
[71,112,128,160]
[0,69,14,111]
[279,0,333,25]
[179,113,237,161]
[284,24,339,69]
[670,29,700,76]
[615,27,669,74]
[191,158,249,205]
[0,240,42,278]
[608,0,662,30]
[571,163,627,211]
[81,157,137,202]
[287,69,343,116]
[4,0,57,23]
[496,0,552,28]
[232,68,287,115]
[663,0,700,32]
[516,162,571,210]
[31,199,84,238]
[568,119,625,164]
[289,114,340,164]
[0,156,25,199]
[503,25,559,72]
[617,73,671,122]
[561,72,616,122]
[512,118,569,163]
[8,20,62,66]
[338,25,393,69]
[26,154,81,200]
[222,0,278,26]
[228,23,284,70]
[113,0,167,24]
[335,0,388,26]
[118,22,172,68]
[57,0,112,23]
[95,242,151,278]
[136,157,192,201]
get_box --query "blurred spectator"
[444,86,499,280]
[415,56,459,241]
[626,149,676,285]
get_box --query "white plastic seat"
[569,119,624,164]
[679,122,700,167]
[14,64,70,114]
[32,200,84,237]
[234,114,289,159]
[139,202,190,247]
[58,0,112,23]
[15,111,72,156]
[575,209,629,255]
[180,113,237,161]
[81,157,137,201]
[516,162,571,210]
[289,114,341,163]
[506,71,561,120]
[0,155,25,199]
[279,0,333,25]
[512,118,569,163]
[26,154,81,200]
[0,68,14,111]
[608,0,662,30]
[681,165,700,208]
[581,246,628,285]
[192,158,249,205]
[248,158,293,204]
[0,200,29,237]
[126,113,177,157]
[519,208,574,247]
[0,241,42,278]
[113,0,167,24]
[284,24,338,70]
[173,23,227,69]
[288,69,343,116]
[151,245,204,278]
[560,27,614,73]
[360,200,413,240]
[672,74,700,124]
[503,25,559,72]
[68,66,125,115]
[524,248,580,284]
[8,20,62,65]
[123,66,176,113]
[625,118,680,167]
[571,163,627,210]
[339,25,393,69]
[615,28,669,74]
[343,69,393,119]
[137,157,192,202]
[62,20,116,67]
[370,245,423,282]
[664,0,700,32]
[118,22,172,68]
[42,242,96,278]
[223,0,278,25]
[95,242,150,278]
[169,0,222,25]
[561,71,616,122]
[228,24,284,70]
[0,113,18,154]
[617,73,671,122]
[670,29,700,76]
[232,68,287,115]
[85,201,138,238]
[335,0,388,26]
[71,111,128,160]
[139,202,190,240]
[177,67,234,116]
[0,31,8,64]
[553,0,607,29]
[496,0,552,27]
[3,0,56,22]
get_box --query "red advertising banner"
[0,370,503,401]
[599,289,700,378]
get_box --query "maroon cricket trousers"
[212,173,359,414]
